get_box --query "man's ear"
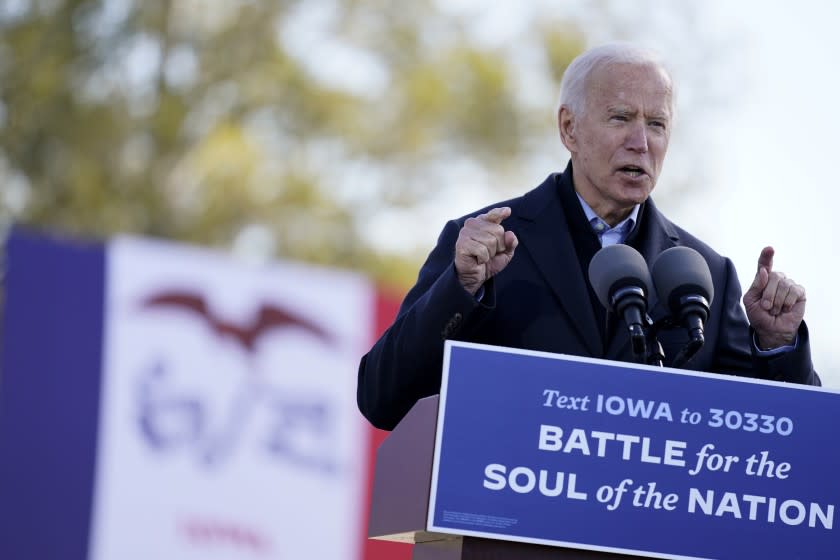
[558,106,577,152]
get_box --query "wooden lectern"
[367,396,646,560]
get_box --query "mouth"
[617,165,648,178]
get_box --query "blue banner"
[0,229,106,560]
[428,341,840,560]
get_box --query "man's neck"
[576,190,640,233]
[574,190,634,227]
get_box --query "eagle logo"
[139,290,334,352]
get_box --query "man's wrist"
[753,331,798,356]
[755,332,796,351]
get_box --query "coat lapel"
[514,175,603,357]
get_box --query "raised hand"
[454,207,519,295]
[742,246,806,349]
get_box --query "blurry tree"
[0,0,584,288]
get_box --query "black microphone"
[588,244,654,358]
[651,246,715,366]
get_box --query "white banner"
[90,236,373,560]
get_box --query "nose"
[625,122,648,153]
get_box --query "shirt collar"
[575,192,640,235]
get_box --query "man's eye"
[649,120,666,129]
[611,115,628,122]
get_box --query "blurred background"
[1,0,838,557]
[3,0,838,384]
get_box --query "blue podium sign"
[427,341,840,560]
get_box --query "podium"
[365,341,840,560]
[367,395,642,559]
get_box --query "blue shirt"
[575,192,640,247]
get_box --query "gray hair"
[558,43,675,117]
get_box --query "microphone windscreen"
[588,244,653,309]
[651,246,715,310]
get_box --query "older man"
[357,44,819,431]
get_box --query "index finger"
[480,207,512,225]
[757,246,774,274]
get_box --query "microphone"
[651,246,715,366]
[588,244,654,358]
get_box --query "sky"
[361,0,840,386]
[656,0,840,387]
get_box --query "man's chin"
[615,182,653,205]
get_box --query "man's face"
[560,62,673,224]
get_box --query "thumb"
[757,246,774,274]
[745,263,769,302]
[745,246,773,302]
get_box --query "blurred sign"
[428,341,840,560]
[0,230,388,560]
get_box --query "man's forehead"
[586,63,673,112]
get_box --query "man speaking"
[357,43,820,431]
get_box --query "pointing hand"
[454,207,519,295]
[742,247,806,349]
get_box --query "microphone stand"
[643,314,665,367]
[644,316,705,369]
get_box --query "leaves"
[0,0,583,289]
